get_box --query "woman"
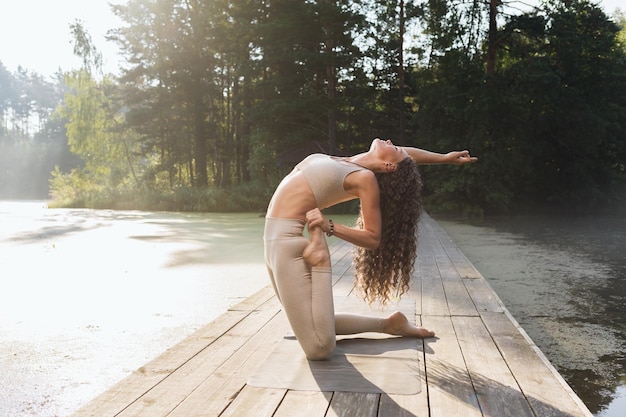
[264,138,477,360]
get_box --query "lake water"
[437,214,626,417]
[0,201,271,417]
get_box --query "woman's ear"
[385,162,397,172]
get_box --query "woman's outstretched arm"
[401,147,478,165]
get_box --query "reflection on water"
[0,201,269,417]
[437,214,626,417]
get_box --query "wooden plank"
[453,256,483,279]
[218,386,286,417]
[462,278,504,313]
[427,216,483,280]
[418,214,479,316]
[329,238,352,258]
[229,285,276,311]
[430,222,468,260]
[116,304,281,417]
[331,241,352,266]
[418,220,452,317]
[166,311,290,417]
[405,272,423,315]
[332,268,357,298]
[442,278,478,316]
[273,391,332,417]
[434,253,460,279]
[421,316,483,417]
[330,240,355,298]
[420,258,449,316]
[379,393,427,417]
[452,315,535,417]
[481,312,594,417]
[436,256,478,317]
[326,392,379,417]
[332,257,352,280]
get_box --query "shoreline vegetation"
[45,183,365,215]
[46,183,275,213]
[44,183,626,218]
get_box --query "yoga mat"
[248,297,421,395]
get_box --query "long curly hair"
[353,157,423,305]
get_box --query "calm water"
[437,214,626,417]
[0,201,270,417]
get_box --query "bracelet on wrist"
[326,219,334,237]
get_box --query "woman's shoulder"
[344,168,378,192]
[296,153,327,167]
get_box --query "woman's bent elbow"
[366,237,380,250]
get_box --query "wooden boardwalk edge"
[71,213,594,417]
[429,216,592,416]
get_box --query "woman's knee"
[302,335,336,361]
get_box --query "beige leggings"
[264,217,384,360]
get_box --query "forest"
[1,0,625,216]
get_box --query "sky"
[0,0,624,79]
[0,0,125,77]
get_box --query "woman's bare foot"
[303,226,331,267]
[383,311,435,339]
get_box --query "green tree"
[51,21,139,204]
[352,0,423,143]
[526,0,626,207]
[112,0,243,188]
[42,0,626,213]
[245,0,365,181]
[412,0,626,214]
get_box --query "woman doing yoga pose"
[264,138,476,360]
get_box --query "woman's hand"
[305,208,332,234]
[446,150,478,165]
[306,206,381,250]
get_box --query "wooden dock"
[72,214,593,417]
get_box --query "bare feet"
[303,226,331,267]
[383,311,436,339]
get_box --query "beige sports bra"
[294,154,366,209]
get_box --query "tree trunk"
[486,0,499,77]
[193,94,208,187]
[398,0,406,143]
[323,0,337,155]
[327,62,337,155]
